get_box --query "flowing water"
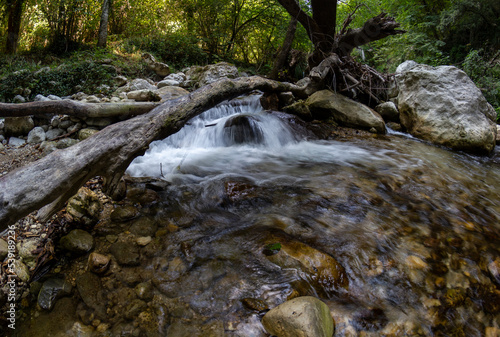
[18,95,500,336]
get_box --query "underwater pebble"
[485,327,500,337]
[88,252,110,274]
[136,236,152,246]
[406,255,428,269]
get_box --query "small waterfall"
[162,94,296,149]
[127,94,299,178]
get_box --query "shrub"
[124,33,209,70]
[461,49,500,121]
[0,60,117,102]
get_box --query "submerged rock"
[110,205,139,222]
[396,62,497,154]
[241,298,268,312]
[110,241,140,266]
[88,252,110,274]
[59,229,94,254]
[264,232,348,296]
[129,217,158,236]
[38,278,72,310]
[76,272,106,319]
[488,257,500,285]
[262,296,334,337]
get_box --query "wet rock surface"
[37,278,72,310]
[262,296,334,337]
[5,96,500,337]
[396,62,497,153]
[59,229,94,254]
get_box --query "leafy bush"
[0,60,117,102]
[461,49,500,121]
[124,33,209,70]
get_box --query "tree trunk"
[0,76,309,230]
[97,0,111,48]
[276,0,404,67]
[270,16,297,80]
[0,101,159,118]
[5,0,24,54]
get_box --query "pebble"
[135,281,154,300]
[406,255,428,269]
[485,327,500,337]
[12,260,30,282]
[136,236,152,246]
[85,95,100,103]
[241,298,268,311]
[38,278,72,310]
[88,252,111,274]
[0,239,9,260]
[488,258,500,283]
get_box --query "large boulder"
[4,116,34,137]
[306,90,386,133]
[262,296,334,337]
[184,62,240,88]
[115,78,157,94]
[142,53,170,77]
[126,89,161,102]
[155,86,189,102]
[396,62,497,154]
[28,126,46,144]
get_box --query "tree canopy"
[0,0,499,114]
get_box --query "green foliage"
[124,33,209,70]
[263,243,281,256]
[0,56,117,102]
[461,49,500,120]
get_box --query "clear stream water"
[18,95,500,336]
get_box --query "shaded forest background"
[0,0,499,118]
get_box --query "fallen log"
[0,100,160,118]
[0,76,307,230]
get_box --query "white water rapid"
[127,94,390,181]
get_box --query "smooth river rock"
[262,296,334,337]
[4,117,34,137]
[27,126,46,144]
[59,229,94,254]
[396,62,497,154]
[38,278,72,310]
[306,90,386,133]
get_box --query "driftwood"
[0,100,160,118]
[0,76,308,230]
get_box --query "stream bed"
[16,96,500,336]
